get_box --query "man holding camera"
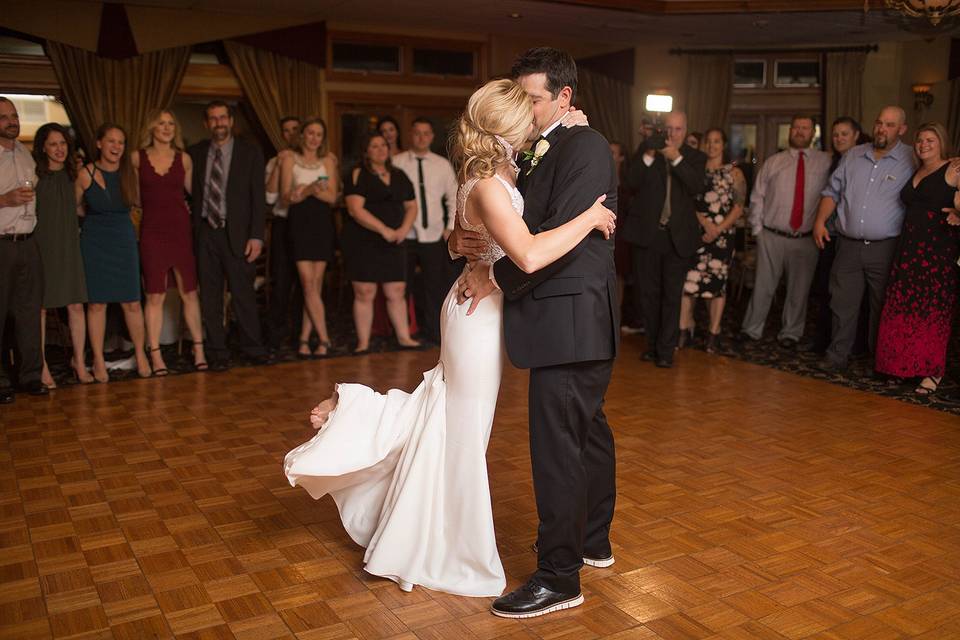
[621,111,706,368]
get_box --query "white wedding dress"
[284,174,523,597]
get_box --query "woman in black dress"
[280,118,338,358]
[343,133,419,353]
[875,123,960,395]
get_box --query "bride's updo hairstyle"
[452,78,532,182]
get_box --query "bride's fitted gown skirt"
[284,280,506,597]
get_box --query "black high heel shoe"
[145,347,165,377]
[298,341,313,360]
[191,341,209,371]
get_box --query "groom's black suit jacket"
[492,125,620,369]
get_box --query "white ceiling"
[89,0,960,45]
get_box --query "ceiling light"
[508,12,522,19]
[882,0,960,26]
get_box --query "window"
[774,60,820,88]
[332,42,401,73]
[412,48,474,77]
[733,60,766,88]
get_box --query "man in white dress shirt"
[393,118,459,345]
[739,115,832,349]
[0,97,48,402]
[264,116,301,351]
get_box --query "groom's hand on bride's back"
[447,224,485,260]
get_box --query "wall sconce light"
[645,94,673,113]
[912,83,934,110]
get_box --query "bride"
[283,78,616,597]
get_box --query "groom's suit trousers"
[529,357,616,595]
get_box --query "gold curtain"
[684,54,732,134]
[825,51,866,134]
[45,41,191,154]
[577,68,633,147]
[224,40,324,152]
[948,78,960,156]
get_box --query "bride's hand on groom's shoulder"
[561,106,589,129]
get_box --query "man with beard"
[0,97,47,402]
[738,115,831,348]
[813,106,915,371]
[188,101,269,370]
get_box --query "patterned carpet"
[682,292,960,416]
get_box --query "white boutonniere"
[521,139,550,175]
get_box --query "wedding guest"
[392,117,459,345]
[32,123,92,386]
[810,117,869,353]
[76,123,150,381]
[342,132,419,353]
[686,132,703,151]
[679,128,746,353]
[813,106,916,371]
[739,115,831,348]
[378,116,403,157]
[875,124,960,395]
[132,109,207,375]
[187,101,269,370]
[0,97,48,402]
[621,111,706,368]
[280,117,338,358]
[265,116,303,351]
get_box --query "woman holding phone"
[280,117,338,358]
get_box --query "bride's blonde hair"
[452,78,532,182]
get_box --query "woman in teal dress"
[33,123,94,387]
[75,123,151,381]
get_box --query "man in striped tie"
[188,101,269,371]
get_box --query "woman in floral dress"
[679,128,746,353]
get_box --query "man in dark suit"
[188,101,268,369]
[454,48,619,618]
[621,111,706,368]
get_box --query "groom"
[453,47,619,618]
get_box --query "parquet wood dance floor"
[2,335,960,639]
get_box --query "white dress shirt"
[393,150,459,243]
[0,140,38,234]
[264,155,288,218]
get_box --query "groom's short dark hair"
[511,47,578,102]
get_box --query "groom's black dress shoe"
[491,580,583,618]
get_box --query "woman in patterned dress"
[679,128,746,353]
[874,123,960,395]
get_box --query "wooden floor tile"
[2,339,960,638]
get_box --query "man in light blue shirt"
[812,106,915,370]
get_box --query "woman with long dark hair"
[32,123,92,386]
[75,123,150,381]
[678,127,746,352]
[377,116,403,157]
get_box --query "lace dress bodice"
[457,174,524,263]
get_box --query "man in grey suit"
[188,101,269,370]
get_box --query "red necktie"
[789,151,805,231]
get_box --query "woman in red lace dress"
[133,109,207,375]
[874,123,960,395]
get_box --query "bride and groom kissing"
[284,47,620,619]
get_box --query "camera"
[644,127,667,151]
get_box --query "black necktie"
[416,157,428,229]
